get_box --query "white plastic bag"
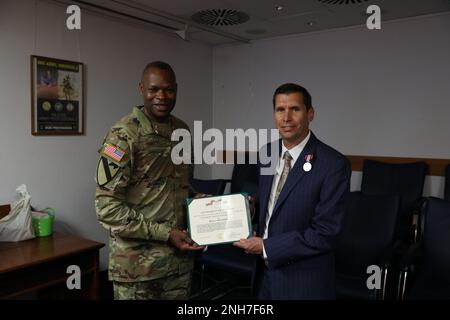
[0,184,35,241]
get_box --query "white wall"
[0,0,212,269]
[212,13,450,197]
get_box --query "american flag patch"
[103,144,125,162]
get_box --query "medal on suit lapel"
[303,154,313,172]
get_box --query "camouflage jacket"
[95,106,194,282]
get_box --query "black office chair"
[335,192,401,300]
[397,197,450,300]
[444,164,450,201]
[361,160,427,242]
[190,163,259,197]
[226,163,259,223]
[196,244,257,299]
[192,164,260,299]
[228,163,259,194]
[190,178,227,196]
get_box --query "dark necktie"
[273,151,293,204]
[264,151,293,233]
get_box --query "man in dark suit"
[234,83,351,299]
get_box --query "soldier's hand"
[194,193,210,198]
[169,229,204,251]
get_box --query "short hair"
[272,83,312,110]
[141,61,176,81]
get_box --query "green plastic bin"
[32,214,55,237]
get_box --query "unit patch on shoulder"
[97,156,121,186]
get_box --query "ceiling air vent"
[317,0,368,4]
[191,9,250,26]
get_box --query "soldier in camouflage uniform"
[95,61,203,300]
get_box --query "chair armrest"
[396,242,423,300]
[410,198,427,243]
[398,242,422,270]
[375,240,406,300]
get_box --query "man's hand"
[169,229,204,251]
[233,233,263,255]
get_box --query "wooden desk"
[0,204,10,220]
[0,233,104,300]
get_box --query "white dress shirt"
[262,131,311,259]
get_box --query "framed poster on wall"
[31,55,84,135]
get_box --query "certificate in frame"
[186,193,252,246]
[31,55,84,135]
